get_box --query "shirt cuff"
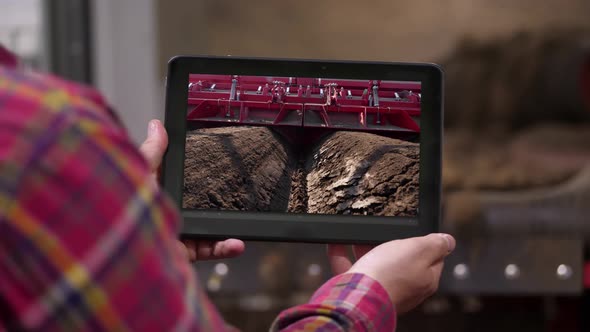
[271,273,396,331]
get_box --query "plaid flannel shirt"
[0,47,396,331]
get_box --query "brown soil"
[286,159,308,214]
[183,126,294,211]
[305,132,419,216]
[184,127,420,216]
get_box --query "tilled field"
[183,127,419,217]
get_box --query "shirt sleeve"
[270,273,396,332]
[0,44,19,68]
[0,67,233,331]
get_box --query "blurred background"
[2,0,590,331]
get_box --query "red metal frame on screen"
[186,74,420,144]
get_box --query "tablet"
[162,56,443,244]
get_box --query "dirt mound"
[184,127,420,217]
[183,126,294,211]
[306,132,419,216]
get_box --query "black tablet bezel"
[162,55,443,244]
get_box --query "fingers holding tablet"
[348,233,456,314]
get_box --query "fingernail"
[148,120,157,136]
[440,234,456,253]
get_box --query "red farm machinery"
[187,74,421,144]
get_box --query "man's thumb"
[422,233,456,262]
[139,120,168,171]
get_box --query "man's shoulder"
[0,66,122,128]
[0,66,129,190]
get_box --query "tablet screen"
[183,74,420,218]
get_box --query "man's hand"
[139,119,245,262]
[328,234,455,314]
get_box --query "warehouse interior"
[2,0,590,330]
